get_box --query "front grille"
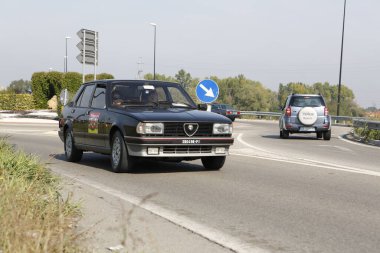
[144,122,230,137]
[163,146,213,154]
[163,122,213,137]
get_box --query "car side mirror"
[279,106,283,111]
[198,104,207,111]
[59,89,70,106]
[67,101,74,107]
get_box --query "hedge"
[31,71,114,110]
[0,94,35,110]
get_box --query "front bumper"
[124,136,234,157]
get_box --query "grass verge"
[0,138,83,253]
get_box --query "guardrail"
[353,119,380,130]
[240,111,380,130]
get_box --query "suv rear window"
[290,96,325,107]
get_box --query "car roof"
[83,79,180,86]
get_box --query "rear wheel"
[201,156,226,171]
[316,132,323,139]
[65,130,83,162]
[111,131,135,172]
[323,130,331,141]
[282,130,290,139]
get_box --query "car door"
[86,83,107,148]
[72,84,95,145]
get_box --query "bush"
[31,72,49,108]
[85,73,114,82]
[354,127,380,141]
[0,94,35,110]
[62,72,82,94]
[32,71,114,110]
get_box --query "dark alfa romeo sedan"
[58,80,234,172]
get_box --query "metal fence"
[353,119,380,130]
[239,111,380,130]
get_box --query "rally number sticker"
[88,112,100,134]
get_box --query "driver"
[112,89,124,107]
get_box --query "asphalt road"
[1,119,380,253]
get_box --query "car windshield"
[290,96,325,107]
[110,82,196,109]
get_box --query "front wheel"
[201,156,226,171]
[323,130,331,140]
[65,130,83,162]
[111,131,135,173]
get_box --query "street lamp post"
[150,23,157,80]
[64,36,71,73]
[337,0,347,116]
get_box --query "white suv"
[279,94,331,140]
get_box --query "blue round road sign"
[196,79,219,103]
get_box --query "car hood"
[119,108,232,123]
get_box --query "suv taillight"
[285,107,291,116]
[324,107,329,116]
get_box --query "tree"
[144,73,176,82]
[277,82,365,117]
[175,69,192,90]
[7,79,31,94]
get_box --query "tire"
[231,117,236,122]
[201,156,226,171]
[280,130,284,138]
[65,130,83,162]
[282,130,290,139]
[323,130,331,141]
[316,132,322,139]
[111,131,135,173]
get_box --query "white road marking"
[0,129,58,136]
[54,168,269,253]
[235,133,380,178]
[236,133,274,154]
[338,135,380,150]
[230,152,380,177]
[317,144,352,152]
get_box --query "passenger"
[140,90,158,104]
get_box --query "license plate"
[300,127,315,132]
[182,139,201,144]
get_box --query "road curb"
[341,133,380,148]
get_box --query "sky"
[0,0,379,108]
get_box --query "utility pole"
[137,57,144,80]
[337,0,347,116]
[65,36,71,73]
[150,23,157,80]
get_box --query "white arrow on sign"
[76,42,96,53]
[77,29,96,40]
[199,84,215,97]
[76,54,96,65]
